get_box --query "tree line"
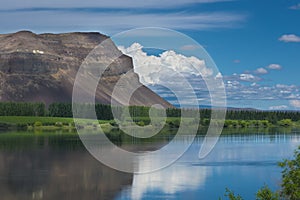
[0,102,45,116]
[0,102,300,122]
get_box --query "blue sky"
[1,0,300,110]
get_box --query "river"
[0,128,299,200]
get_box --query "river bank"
[0,116,299,134]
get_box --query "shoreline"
[0,116,299,132]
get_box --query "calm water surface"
[0,128,299,200]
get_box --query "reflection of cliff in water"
[0,146,132,200]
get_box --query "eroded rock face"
[0,31,172,108]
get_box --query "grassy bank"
[0,116,113,131]
[0,116,300,133]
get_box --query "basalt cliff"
[0,31,172,107]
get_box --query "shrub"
[34,121,42,127]
[54,122,63,127]
[137,121,145,126]
[278,119,293,127]
[109,120,118,127]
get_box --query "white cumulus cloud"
[255,67,268,74]
[118,43,213,85]
[290,100,300,108]
[267,64,282,70]
[279,34,300,43]
[289,3,300,10]
[239,73,261,82]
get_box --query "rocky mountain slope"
[0,31,172,108]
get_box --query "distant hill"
[0,31,172,108]
[198,105,258,111]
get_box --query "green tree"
[278,146,300,200]
[222,146,300,200]
[255,185,279,200]
[219,188,243,200]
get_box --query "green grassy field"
[0,116,113,132]
[0,116,110,125]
